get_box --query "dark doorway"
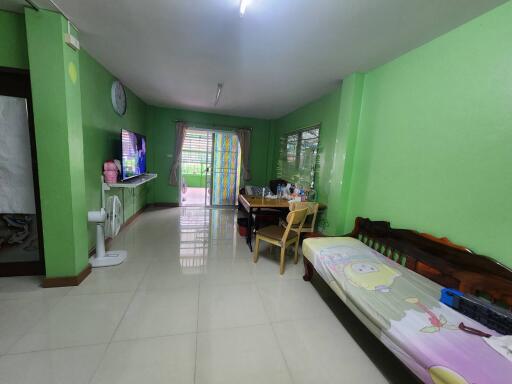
[0,67,45,276]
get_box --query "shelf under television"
[107,173,157,188]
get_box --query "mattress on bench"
[302,236,512,384]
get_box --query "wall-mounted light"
[240,0,252,17]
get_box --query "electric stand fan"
[87,177,127,267]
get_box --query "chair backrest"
[288,202,319,231]
[282,208,308,245]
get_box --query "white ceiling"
[2,0,506,119]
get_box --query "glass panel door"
[180,129,213,206]
[211,132,240,206]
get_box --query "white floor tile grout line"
[0,317,330,359]
[86,256,152,384]
[0,207,381,383]
[3,341,109,357]
[197,319,272,335]
[194,280,202,384]
[4,292,67,356]
[255,277,297,384]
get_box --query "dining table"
[238,194,326,251]
[238,194,290,252]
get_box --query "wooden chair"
[253,208,308,275]
[284,202,319,234]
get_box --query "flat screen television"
[121,129,146,180]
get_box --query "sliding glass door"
[180,129,212,206]
[180,129,240,207]
[211,132,240,206]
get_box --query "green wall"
[6,8,150,274]
[268,2,512,268]
[146,106,272,204]
[25,9,89,277]
[269,79,365,235]
[270,86,346,233]
[0,10,29,69]
[8,1,512,275]
[79,50,149,249]
[326,73,365,235]
[271,87,342,205]
[346,1,512,267]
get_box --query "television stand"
[107,173,157,188]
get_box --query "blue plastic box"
[440,288,463,307]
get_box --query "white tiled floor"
[0,207,389,384]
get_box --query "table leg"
[247,207,253,251]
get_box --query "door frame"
[179,127,241,208]
[0,67,45,276]
[204,130,213,206]
[179,128,214,207]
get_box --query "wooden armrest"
[302,232,326,239]
[302,232,353,239]
[453,271,512,308]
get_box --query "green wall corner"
[25,9,89,277]
[346,1,512,267]
[326,73,365,235]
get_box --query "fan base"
[90,250,127,268]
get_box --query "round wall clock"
[111,80,127,116]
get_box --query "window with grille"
[276,125,320,189]
[181,130,212,174]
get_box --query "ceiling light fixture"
[239,0,252,17]
[214,83,224,106]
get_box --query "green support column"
[25,9,89,279]
[325,73,365,235]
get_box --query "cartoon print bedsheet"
[302,237,512,384]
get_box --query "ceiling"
[1,0,506,119]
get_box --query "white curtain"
[169,122,188,186]
[236,128,251,181]
[0,96,36,214]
